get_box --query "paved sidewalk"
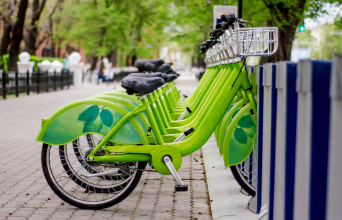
[0,78,212,220]
[203,136,258,220]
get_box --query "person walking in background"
[97,56,111,84]
[64,52,69,70]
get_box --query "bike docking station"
[35,12,282,212]
[250,56,342,220]
[34,12,342,219]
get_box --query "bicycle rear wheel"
[230,152,256,196]
[41,142,146,209]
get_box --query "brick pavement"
[0,78,212,220]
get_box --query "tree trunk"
[57,39,61,57]
[25,0,47,55]
[50,40,56,57]
[259,0,306,65]
[131,54,137,66]
[110,46,117,67]
[259,24,295,64]
[89,55,98,71]
[191,56,196,67]
[125,55,130,66]
[8,0,29,71]
[49,15,56,57]
[0,22,12,57]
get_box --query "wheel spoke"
[41,134,145,208]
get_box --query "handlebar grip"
[215,22,229,30]
[215,23,223,29]
[210,36,220,40]
[206,40,219,48]
[210,28,224,36]
[211,40,219,47]
[220,14,236,25]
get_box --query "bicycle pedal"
[175,184,188,192]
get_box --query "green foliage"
[53,0,172,63]
[311,24,342,59]
[2,54,10,72]
[1,54,64,72]
[334,14,342,29]
[169,0,342,58]
[12,0,341,62]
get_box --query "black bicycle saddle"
[121,76,165,95]
[155,64,171,73]
[134,59,165,72]
[128,72,168,82]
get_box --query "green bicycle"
[37,15,278,209]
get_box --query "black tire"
[41,143,146,209]
[230,164,256,196]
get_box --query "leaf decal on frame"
[234,127,247,144]
[83,116,103,133]
[78,105,99,122]
[244,127,257,138]
[100,109,114,127]
[238,115,256,128]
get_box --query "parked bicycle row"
[36,15,278,210]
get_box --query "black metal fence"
[0,69,73,99]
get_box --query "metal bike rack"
[326,56,342,220]
[294,60,332,220]
[248,65,264,214]
[258,63,278,220]
[272,62,298,220]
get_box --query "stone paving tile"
[0,79,212,220]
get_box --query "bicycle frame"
[85,61,257,174]
[36,61,257,175]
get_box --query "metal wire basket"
[204,24,278,66]
[235,27,278,56]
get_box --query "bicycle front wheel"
[41,142,146,209]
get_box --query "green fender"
[96,91,142,106]
[89,94,150,131]
[89,95,180,143]
[218,99,245,155]
[214,95,241,143]
[214,117,224,144]
[222,103,257,168]
[36,98,148,146]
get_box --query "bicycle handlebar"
[220,14,236,25]
[210,28,224,36]
[215,22,230,30]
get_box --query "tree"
[170,0,342,65]
[258,0,307,64]
[24,0,47,55]
[311,24,342,59]
[8,0,29,71]
[53,0,171,68]
[0,0,16,62]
